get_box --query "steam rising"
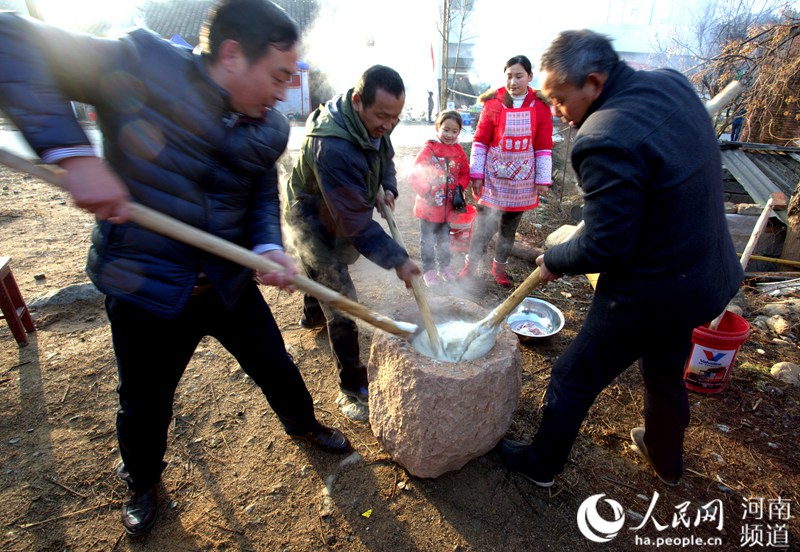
[301,0,441,115]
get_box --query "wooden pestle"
[0,148,418,339]
[448,222,585,362]
[377,189,444,357]
[479,222,585,330]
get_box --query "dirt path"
[1,148,799,551]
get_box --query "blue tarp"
[169,34,192,49]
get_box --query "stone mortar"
[367,295,522,478]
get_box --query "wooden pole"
[0,149,418,339]
[708,196,776,330]
[705,81,743,118]
[378,192,443,356]
[478,222,585,330]
[744,255,800,269]
[738,196,778,272]
[447,222,585,361]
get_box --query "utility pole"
[439,0,450,112]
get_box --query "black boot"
[121,486,158,536]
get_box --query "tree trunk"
[780,181,800,262]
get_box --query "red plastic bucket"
[448,204,476,252]
[683,310,750,394]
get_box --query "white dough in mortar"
[412,320,498,362]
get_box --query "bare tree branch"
[656,0,799,145]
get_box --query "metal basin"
[506,297,565,342]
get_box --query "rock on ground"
[771,362,800,386]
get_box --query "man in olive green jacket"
[284,65,419,420]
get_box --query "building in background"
[0,0,320,121]
[275,61,312,122]
[142,0,317,121]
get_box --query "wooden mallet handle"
[0,148,418,338]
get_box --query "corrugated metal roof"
[721,142,800,225]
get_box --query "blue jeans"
[419,219,452,273]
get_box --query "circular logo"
[577,493,626,543]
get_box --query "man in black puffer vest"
[0,0,350,537]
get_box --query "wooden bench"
[0,257,35,346]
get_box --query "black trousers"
[526,300,693,479]
[298,257,368,392]
[419,219,452,273]
[467,205,524,264]
[106,282,318,491]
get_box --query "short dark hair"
[504,55,532,76]
[540,30,619,87]
[354,65,405,108]
[206,0,299,63]
[435,109,462,129]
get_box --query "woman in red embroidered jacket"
[460,55,553,287]
[408,110,470,287]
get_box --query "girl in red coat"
[460,55,553,287]
[408,110,470,287]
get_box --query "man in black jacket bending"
[0,0,350,537]
[497,30,743,488]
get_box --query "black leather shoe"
[630,427,682,486]
[121,486,158,537]
[495,439,555,488]
[299,314,325,329]
[290,425,351,454]
[339,385,369,405]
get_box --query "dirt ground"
[1,141,799,551]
